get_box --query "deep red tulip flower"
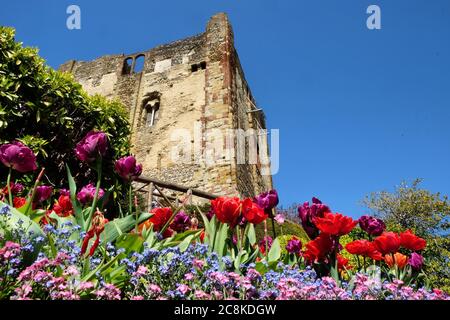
[345,239,383,260]
[298,197,331,239]
[52,195,74,217]
[139,207,173,234]
[114,156,143,181]
[303,234,334,263]
[254,190,279,214]
[81,210,108,256]
[337,254,351,271]
[13,197,26,209]
[399,230,427,251]
[242,198,267,225]
[74,130,108,163]
[35,185,53,203]
[358,215,386,236]
[313,212,357,236]
[373,232,401,255]
[286,237,302,254]
[77,183,105,205]
[0,141,37,173]
[211,197,242,227]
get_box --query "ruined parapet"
[59,13,273,198]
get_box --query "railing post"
[147,182,154,211]
[187,189,192,206]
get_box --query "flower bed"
[0,132,448,300]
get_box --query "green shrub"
[0,27,130,211]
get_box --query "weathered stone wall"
[59,13,273,199]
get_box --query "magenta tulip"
[74,131,108,163]
[77,183,105,205]
[114,156,143,181]
[254,190,279,213]
[0,142,37,173]
[35,186,53,203]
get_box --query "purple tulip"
[298,197,331,239]
[254,190,279,214]
[0,141,37,173]
[114,156,143,181]
[74,131,108,163]
[170,211,191,232]
[77,183,105,205]
[409,252,424,271]
[358,215,386,236]
[34,186,53,203]
[286,238,302,254]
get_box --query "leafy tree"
[0,27,131,215]
[363,179,450,292]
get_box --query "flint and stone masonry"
[59,13,273,198]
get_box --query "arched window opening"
[134,55,145,73]
[122,57,133,75]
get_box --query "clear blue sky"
[1,0,450,218]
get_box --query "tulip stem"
[6,168,12,206]
[24,168,45,216]
[271,208,277,239]
[86,160,102,230]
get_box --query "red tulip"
[242,198,267,225]
[13,197,26,209]
[337,254,352,271]
[139,207,172,234]
[211,197,242,227]
[373,232,401,255]
[52,195,74,217]
[303,234,334,263]
[345,239,383,260]
[399,230,426,251]
[80,210,108,256]
[313,212,357,236]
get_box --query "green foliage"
[255,218,309,242]
[0,27,130,212]
[363,179,450,292]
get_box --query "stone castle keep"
[60,13,273,198]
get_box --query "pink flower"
[135,265,148,277]
[131,295,144,300]
[177,284,191,295]
[78,282,95,291]
[274,213,285,225]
